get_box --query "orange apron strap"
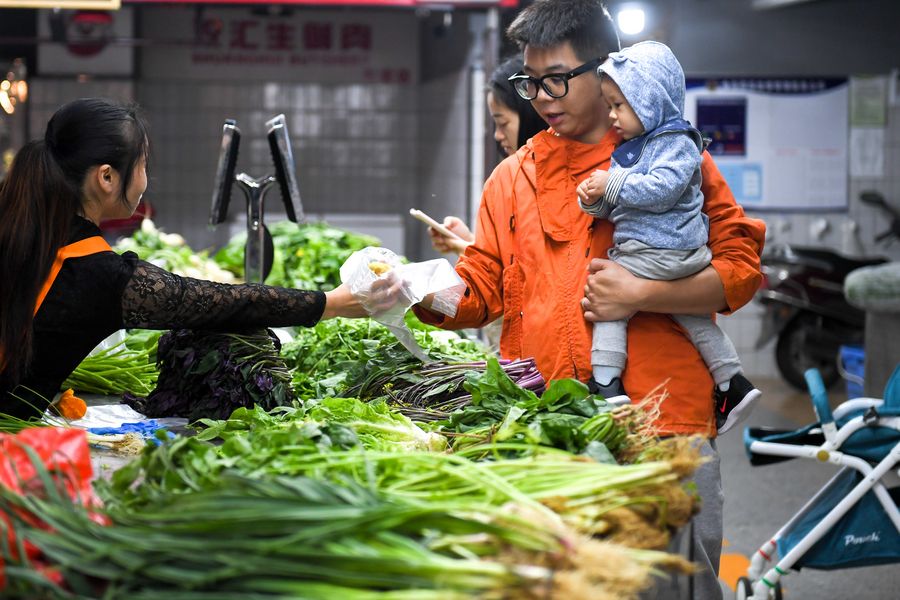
[33,236,113,316]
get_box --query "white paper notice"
[849,128,885,178]
[684,78,849,210]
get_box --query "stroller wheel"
[735,577,781,600]
[736,577,753,600]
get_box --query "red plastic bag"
[0,427,98,589]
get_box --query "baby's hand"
[576,169,610,206]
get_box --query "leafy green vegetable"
[96,417,697,553]
[349,358,543,423]
[306,397,447,452]
[281,315,487,400]
[5,456,570,599]
[114,220,235,282]
[214,221,380,290]
[441,357,629,458]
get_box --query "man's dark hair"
[506,0,621,63]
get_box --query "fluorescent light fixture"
[752,0,820,9]
[617,8,646,36]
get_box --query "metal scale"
[208,114,304,283]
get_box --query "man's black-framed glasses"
[508,58,604,101]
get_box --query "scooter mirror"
[860,191,886,208]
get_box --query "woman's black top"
[3,217,325,417]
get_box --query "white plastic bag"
[339,247,466,360]
[88,329,127,357]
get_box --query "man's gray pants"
[640,439,724,600]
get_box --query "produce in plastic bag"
[340,247,465,360]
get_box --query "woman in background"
[428,57,547,350]
[429,56,548,254]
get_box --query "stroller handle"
[804,368,834,425]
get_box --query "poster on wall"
[139,7,418,85]
[684,78,849,212]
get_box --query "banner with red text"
[140,7,418,84]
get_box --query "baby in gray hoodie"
[576,41,759,434]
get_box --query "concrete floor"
[717,377,900,599]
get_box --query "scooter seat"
[774,244,887,277]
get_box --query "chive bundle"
[62,336,159,396]
[0,452,682,599]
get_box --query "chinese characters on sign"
[187,14,410,84]
[199,20,371,52]
[140,7,418,84]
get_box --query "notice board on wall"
[684,78,849,212]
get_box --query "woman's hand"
[322,277,405,320]
[429,216,475,256]
[322,284,368,319]
[581,259,647,322]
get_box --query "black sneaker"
[588,377,631,405]
[714,373,762,434]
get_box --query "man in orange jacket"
[414,1,766,598]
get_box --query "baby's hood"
[598,41,685,133]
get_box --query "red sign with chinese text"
[140,7,419,84]
[125,0,519,7]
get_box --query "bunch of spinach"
[214,220,380,290]
[281,315,487,400]
[443,357,629,462]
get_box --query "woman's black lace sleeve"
[121,261,326,330]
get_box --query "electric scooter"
[754,192,900,390]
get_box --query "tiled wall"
[28,79,135,132]
[27,77,420,257]
[135,80,419,252]
[413,68,471,260]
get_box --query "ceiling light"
[617,8,646,36]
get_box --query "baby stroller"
[737,366,900,599]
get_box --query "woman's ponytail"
[0,140,79,388]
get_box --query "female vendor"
[0,98,391,418]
